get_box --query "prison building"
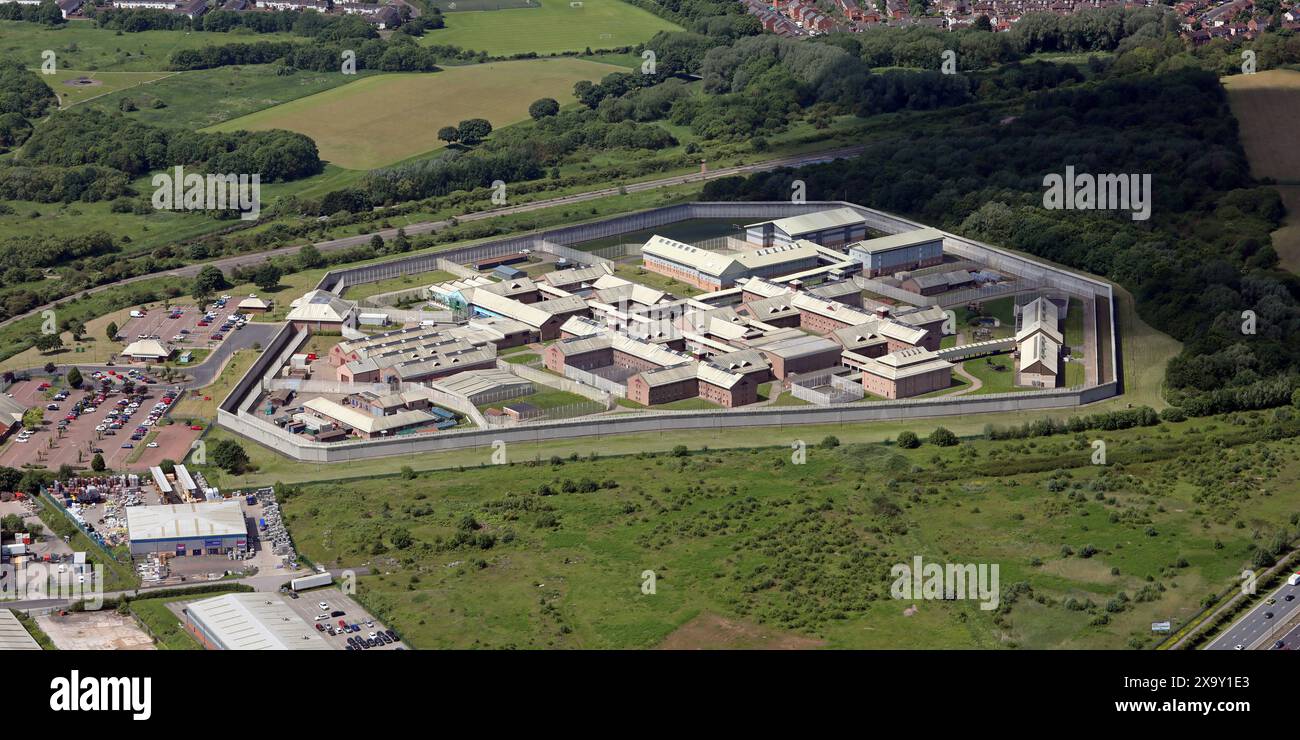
[464,288,589,340]
[302,397,446,439]
[708,348,773,384]
[806,279,863,307]
[640,236,822,291]
[590,275,669,308]
[427,275,494,309]
[901,269,974,296]
[739,276,795,304]
[626,361,756,408]
[430,369,534,405]
[849,347,953,399]
[1015,297,1063,345]
[744,207,869,248]
[890,305,949,346]
[330,325,450,366]
[544,332,690,375]
[476,276,542,303]
[285,289,355,332]
[745,331,844,379]
[345,390,432,416]
[847,228,945,278]
[736,294,802,327]
[540,264,615,293]
[1018,332,1061,388]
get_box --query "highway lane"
[0,146,865,333]
[1206,573,1300,650]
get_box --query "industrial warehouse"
[126,500,248,557]
[208,201,1115,460]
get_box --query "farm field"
[206,58,627,170]
[1223,69,1300,274]
[422,0,681,56]
[0,20,301,72]
[83,65,375,129]
[276,415,1300,648]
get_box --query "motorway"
[0,145,865,333]
[1206,573,1300,650]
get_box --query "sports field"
[207,58,626,170]
[423,0,680,56]
[1223,69,1300,274]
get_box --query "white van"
[130,310,145,318]
[1289,574,1300,587]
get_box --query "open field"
[423,0,680,56]
[40,69,173,107]
[207,59,626,170]
[1223,69,1300,274]
[0,20,300,72]
[276,415,1300,648]
[83,65,375,129]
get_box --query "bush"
[929,427,958,447]
[897,431,920,449]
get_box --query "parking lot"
[116,302,247,358]
[281,587,404,651]
[0,376,201,473]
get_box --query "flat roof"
[126,500,245,543]
[0,608,40,650]
[185,592,331,651]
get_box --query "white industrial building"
[182,592,331,650]
[125,500,247,557]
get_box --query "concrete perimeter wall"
[215,202,1122,462]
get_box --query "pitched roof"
[286,289,353,323]
[848,228,945,255]
[746,207,864,237]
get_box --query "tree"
[211,438,250,474]
[192,265,227,302]
[437,126,459,145]
[66,366,82,389]
[106,321,118,342]
[252,262,281,291]
[929,426,959,447]
[34,334,62,353]
[91,453,105,472]
[369,234,385,252]
[528,97,560,119]
[21,408,42,431]
[456,118,492,146]
[974,14,992,31]
[897,431,920,449]
[297,243,324,269]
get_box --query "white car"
[314,614,328,621]
[318,602,329,610]
[146,442,159,449]
[368,632,378,640]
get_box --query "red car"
[190,425,203,431]
[338,620,347,629]
[315,623,325,632]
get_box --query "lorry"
[290,572,333,592]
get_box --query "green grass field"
[41,69,174,107]
[0,19,300,72]
[343,269,457,301]
[207,59,626,170]
[276,415,1300,648]
[422,0,680,56]
[83,65,373,129]
[961,354,1021,395]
